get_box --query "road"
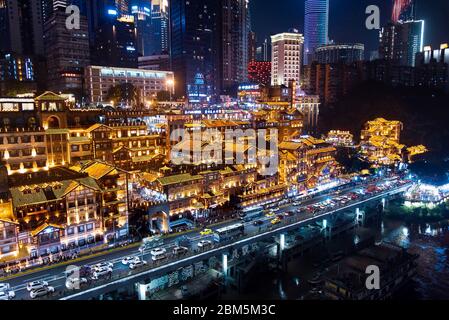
[1,176,410,300]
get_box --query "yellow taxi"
[271,217,281,225]
[265,212,275,218]
[200,229,213,236]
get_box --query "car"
[284,211,295,217]
[129,260,148,270]
[65,277,88,290]
[271,217,281,225]
[200,229,213,236]
[150,248,167,256]
[0,283,10,292]
[172,246,189,256]
[253,220,264,226]
[92,262,113,271]
[265,212,275,218]
[29,286,55,299]
[91,267,113,280]
[197,240,212,249]
[276,214,285,220]
[27,281,48,292]
[121,256,140,265]
[0,290,15,300]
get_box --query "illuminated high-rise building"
[150,0,170,55]
[392,0,415,23]
[304,0,329,65]
[130,0,152,56]
[222,0,251,95]
[170,0,222,103]
[0,0,44,56]
[271,31,304,87]
[379,20,424,67]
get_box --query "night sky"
[251,0,449,54]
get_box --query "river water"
[225,213,449,300]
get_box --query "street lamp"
[166,79,174,101]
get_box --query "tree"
[1,80,35,97]
[105,83,139,107]
[156,90,171,102]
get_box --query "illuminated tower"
[304,0,329,65]
[392,0,415,23]
[150,0,170,55]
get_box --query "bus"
[139,236,163,252]
[213,224,245,243]
[239,206,264,222]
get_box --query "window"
[78,225,85,233]
[67,227,74,235]
[22,103,34,111]
[86,223,93,231]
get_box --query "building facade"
[221,0,251,95]
[170,0,222,103]
[43,10,90,97]
[379,20,424,67]
[304,0,329,65]
[0,0,44,56]
[93,15,138,68]
[360,118,405,166]
[247,61,271,86]
[271,32,304,87]
[84,65,174,104]
[315,44,365,64]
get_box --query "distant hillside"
[318,81,449,161]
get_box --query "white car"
[29,286,54,299]
[121,256,140,265]
[92,262,113,271]
[0,290,15,300]
[150,248,166,256]
[0,283,10,292]
[65,277,88,290]
[91,267,113,280]
[129,260,147,270]
[27,281,48,292]
[197,240,212,249]
[173,246,189,256]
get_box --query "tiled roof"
[157,173,203,186]
[0,201,17,224]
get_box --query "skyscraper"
[170,0,222,103]
[271,31,304,87]
[43,8,90,96]
[256,38,270,62]
[0,0,44,56]
[304,0,329,65]
[150,0,170,55]
[315,44,365,65]
[130,1,153,56]
[392,0,415,23]
[379,20,424,67]
[94,15,138,68]
[222,0,251,95]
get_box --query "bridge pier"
[356,207,365,227]
[222,254,228,286]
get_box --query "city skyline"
[251,0,448,57]
[0,0,448,305]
